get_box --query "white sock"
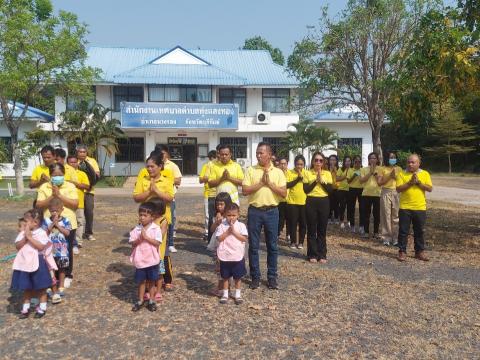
[235,289,241,298]
[222,289,228,298]
[39,302,47,312]
[22,303,30,312]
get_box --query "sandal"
[164,283,173,292]
[318,259,328,264]
[19,310,29,319]
[147,302,157,312]
[308,258,318,263]
[154,293,163,302]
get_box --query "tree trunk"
[371,125,383,163]
[12,135,25,196]
[448,153,451,174]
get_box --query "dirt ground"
[0,192,479,359]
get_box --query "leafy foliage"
[242,36,285,65]
[281,118,338,155]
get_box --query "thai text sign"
[120,102,238,129]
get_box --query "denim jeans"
[398,209,426,253]
[247,206,279,281]
[207,197,216,241]
[167,200,176,247]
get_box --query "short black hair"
[208,150,217,159]
[225,202,240,213]
[217,144,232,153]
[40,145,55,155]
[149,198,166,217]
[49,162,65,175]
[139,202,156,215]
[55,148,67,159]
[215,192,232,207]
[67,154,77,162]
[24,208,44,224]
[154,144,169,154]
[48,197,63,208]
[257,142,272,154]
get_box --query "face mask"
[388,159,397,166]
[51,176,64,186]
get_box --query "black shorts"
[134,264,160,284]
[54,257,69,270]
[219,259,246,280]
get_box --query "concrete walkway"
[427,186,480,207]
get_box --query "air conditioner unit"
[255,111,271,124]
[236,158,251,170]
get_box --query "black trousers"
[347,188,363,227]
[362,195,380,234]
[286,204,306,245]
[278,201,288,236]
[338,190,348,222]
[305,197,330,260]
[328,189,339,220]
[207,197,216,241]
[84,193,94,237]
[65,229,76,278]
[398,209,426,253]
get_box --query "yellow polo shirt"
[82,156,100,195]
[396,169,432,211]
[337,168,353,191]
[30,164,50,184]
[74,169,90,209]
[209,160,244,204]
[199,161,216,198]
[280,169,288,202]
[303,169,333,198]
[37,182,78,229]
[286,169,306,205]
[242,164,286,207]
[360,167,382,197]
[380,165,402,190]
[349,168,363,189]
[133,171,175,224]
[164,159,182,195]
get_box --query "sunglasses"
[314,158,324,163]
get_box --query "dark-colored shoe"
[234,297,244,305]
[267,278,278,290]
[398,251,407,262]
[131,302,143,312]
[34,310,45,318]
[19,310,29,319]
[249,278,260,290]
[415,251,429,262]
[147,302,157,312]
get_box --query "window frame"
[262,88,290,113]
[113,86,144,111]
[262,137,288,159]
[147,85,212,103]
[218,88,247,113]
[115,137,145,162]
[219,137,248,160]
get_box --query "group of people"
[11,144,99,317]
[10,140,433,316]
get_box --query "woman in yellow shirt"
[303,152,333,263]
[359,152,382,239]
[328,155,340,225]
[347,155,364,233]
[335,156,353,230]
[285,155,307,249]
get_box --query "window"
[113,86,144,111]
[262,88,290,113]
[148,85,212,103]
[66,88,96,111]
[219,137,247,159]
[219,88,246,113]
[116,137,145,162]
[0,137,12,162]
[262,137,288,159]
[338,138,362,148]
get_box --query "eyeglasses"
[314,159,324,163]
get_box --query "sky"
[50,0,457,58]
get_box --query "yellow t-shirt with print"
[303,169,333,198]
[361,167,382,197]
[209,160,244,204]
[396,169,432,211]
[242,164,286,207]
[74,169,90,209]
[199,161,216,199]
[380,165,402,190]
[37,182,78,229]
[286,169,306,205]
[133,170,175,224]
[337,168,353,191]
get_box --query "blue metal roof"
[87,46,298,86]
[311,105,368,122]
[0,102,54,122]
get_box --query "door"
[182,145,197,175]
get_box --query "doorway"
[164,137,198,175]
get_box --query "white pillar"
[208,131,219,151]
[145,131,156,159]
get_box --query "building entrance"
[165,137,197,175]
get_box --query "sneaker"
[147,302,157,312]
[267,278,278,290]
[19,310,30,319]
[297,244,303,249]
[359,227,365,235]
[352,226,357,234]
[73,246,80,255]
[398,251,407,262]
[289,244,296,249]
[392,241,399,247]
[249,278,260,290]
[234,297,244,305]
[383,240,391,246]
[286,235,291,242]
[340,223,345,230]
[87,235,96,241]
[173,231,177,238]
[131,302,143,312]
[34,308,46,318]
[46,289,53,298]
[51,294,62,304]
[219,296,229,304]
[168,246,177,253]
[58,288,65,297]
[334,219,340,225]
[64,277,72,288]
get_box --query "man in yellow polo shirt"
[29,145,56,189]
[242,142,286,290]
[55,148,78,183]
[208,144,244,205]
[76,144,100,241]
[199,150,217,241]
[396,154,433,262]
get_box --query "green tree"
[58,103,124,173]
[424,101,477,173]
[282,118,338,155]
[288,0,435,161]
[242,36,285,65]
[0,0,98,195]
[310,126,339,153]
